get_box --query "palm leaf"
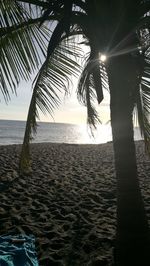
[138,1,150,17]
[139,50,150,154]
[77,48,110,129]
[135,6,150,154]
[85,77,101,130]
[77,55,102,129]
[0,0,50,101]
[17,0,49,9]
[19,37,81,173]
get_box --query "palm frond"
[17,0,49,9]
[0,0,28,28]
[138,1,150,17]
[20,37,82,173]
[86,78,101,130]
[77,56,102,129]
[77,48,110,129]
[0,0,50,101]
[135,47,150,155]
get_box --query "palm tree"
[1,1,150,265]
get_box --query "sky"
[0,75,110,125]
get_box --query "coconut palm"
[1,0,150,265]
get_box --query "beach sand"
[0,141,149,266]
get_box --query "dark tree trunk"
[108,55,150,266]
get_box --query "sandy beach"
[0,141,149,266]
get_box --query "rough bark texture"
[108,55,150,266]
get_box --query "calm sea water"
[0,120,142,146]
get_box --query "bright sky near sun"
[0,75,110,125]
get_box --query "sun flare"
[100,54,107,62]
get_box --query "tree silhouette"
[1,1,150,265]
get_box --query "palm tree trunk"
[108,55,150,266]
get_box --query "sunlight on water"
[34,123,112,144]
[0,120,142,145]
[77,124,112,144]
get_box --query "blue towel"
[0,234,39,266]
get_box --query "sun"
[100,54,107,62]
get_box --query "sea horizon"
[0,119,142,146]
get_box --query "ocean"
[0,120,142,146]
